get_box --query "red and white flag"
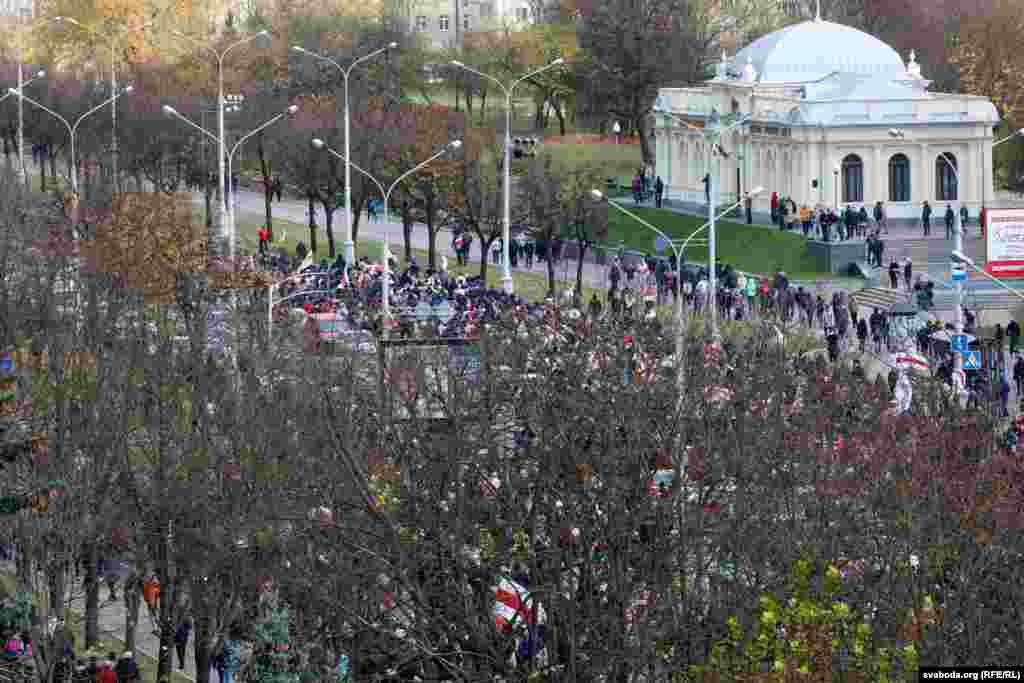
[493,578,544,632]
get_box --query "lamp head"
[6,88,17,95]
[286,104,299,115]
[589,189,605,201]
[451,60,464,67]
[748,185,765,196]
[448,140,462,150]
[551,57,565,65]
[291,45,305,53]
[258,30,270,36]
[388,42,398,49]
[888,128,904,138]
[162,104,176,115]
[951,250,973,266]
[1018,128,1024,136]
[35,70,45,78]
[311,138,325,150]
[54,15,62,20]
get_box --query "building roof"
[734,19,906,83]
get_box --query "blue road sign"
[951,334,969,353]
[962,350,981,370]
[951,267,967,282]
[655,236,669,253]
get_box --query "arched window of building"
[936,153,958,200]
[841,154,863,203]
[888,153,910,202]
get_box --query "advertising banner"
[985,209,1024,278]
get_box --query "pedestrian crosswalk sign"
[951,334,969,353]
[962,350,981,370]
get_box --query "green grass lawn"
[604,205,829,279]
[540,142,642,189]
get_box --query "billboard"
[986,209,1024,278]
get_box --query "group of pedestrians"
[632,169,666,208]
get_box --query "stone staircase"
[851,286,909,311]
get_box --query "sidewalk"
[0,562,199,681]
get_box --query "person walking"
[1009,319,1020,355]
[858,205,869,239]
[874,200,887,233]
[921,201,932,237]
[770,191,779,224]
[1014,355,1024,396]
[175,617,192,671]
[945,204,956,240]
[525,239,534,269]
[654,176,664,209]
[889,259,900,289]
[258,227,269,255]
[903,258,913,292]
[857,316,869,352]
[632,174,642,204]
[960,204,969,230]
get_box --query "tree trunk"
[83,544,100,650]
[576,240,587,304]
[39,148,46,192]
[402,205,414,263]
[49,150,57,191]
[479,89,488,126]
[124,572,142,653]
[322,201,336,258]
[257,133,274,240]
[553,97,567,136]
[205,178,215,230]
[307,195,318,256]
[426,221,437,271]
[477,235,497,281]
[546,252,556,298]
[637,114,653,166]
[194,607,214,683]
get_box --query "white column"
[873,144,883,205]
[665,130,673,190]
[918,143,930,204]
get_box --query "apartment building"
[391,0,537,49]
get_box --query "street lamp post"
[654,107,751,339]
[292,43,398,266]
[13,15,61,187]
[172,30,269,260]
[56,16,159,192]
[590,187,763,393]
[163,104,298,259]
[833,165,840,212]
[450,58,565,296]
[9,86,132,195]
[312,138,461,326]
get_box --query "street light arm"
[321,146,386,198]
[604,198,677,256]
[993,128,1024,148]
[292,46,346,76]
[0,73,42,104]
[937,151,960,182]
[511,58,565,92]
[72,87,131,135]
[8,89,71,139]
[170,30,219,61]
[954,255,1024,303]
[229,111,288,162]
[348,43,395,76]
[220,31,269,67]
[388,146,456,200]
[164,107,221,146]
[450,61,509,97]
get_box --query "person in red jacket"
[96,658,118,683]
[258,227,269,255]
[770,191,779,223]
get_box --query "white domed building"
[653,16,1000,220]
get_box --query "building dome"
[734,20,906,83]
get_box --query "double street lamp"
[449,57,565,296]
[171,30,270,260]
[292,42,398,265]
[56,15,160,192]
[311,137,462,325]
[590,187,764,391]
[9,85,133,194]
[655,107,752,339]
[163,103,299,259]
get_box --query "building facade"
[654,17,1000,219]
[393,0,536,49]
